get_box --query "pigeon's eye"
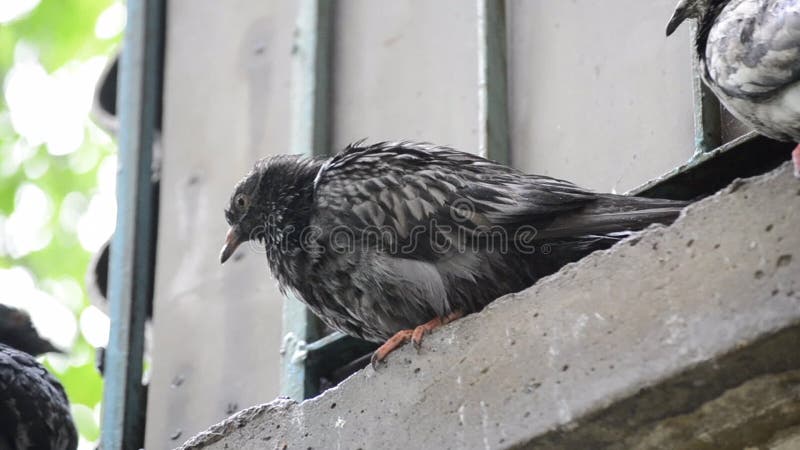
[234,193,250,210]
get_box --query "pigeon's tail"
[537,195,689,240]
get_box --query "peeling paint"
[279,332,295,356]
[290,340,308,364]
[572,314,589,339]
[664,314,685,345]
[334,417,345,428]
[446,328,456,345]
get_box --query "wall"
[145,1,297,448]
[508,0,696,192]
[331,0,479,152]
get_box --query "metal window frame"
[478,0,511,165]
[100,0,164,448]
[280,0,333,401]
[689,23,722,158]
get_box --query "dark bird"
[666,0,800,177]
[0,306,77,450]
[220,142,687,366]
[0,304,61,356]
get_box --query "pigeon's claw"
[371,311,467,368]
[792,144,800,178]
[411,311,465,351]
[411,317,443,351]
[371,329,413,369]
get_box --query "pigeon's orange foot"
[792,144,800,178]
[412,311,464,350]
[371,311,464,369]
[371,330,413,368]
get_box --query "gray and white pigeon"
[666,0,800,176]
[220,142,687,365]
[0,305,77,450]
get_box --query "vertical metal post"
[281,0,333,400]
[101,0,163,448]
[477,0,511,165]
[690,22,721,157]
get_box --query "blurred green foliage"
[0,0,122,445]
[0,0,118,74]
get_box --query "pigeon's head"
[220,155,322,264]
[0,304,62,356]
[666,0,709,36]
[220,163,268,264]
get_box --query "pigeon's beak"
[30,337,64,355]
[42,340,64,354]
[220,226,243,264]
[666,5,689,36]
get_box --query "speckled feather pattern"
[0,344,77,450]
[227,142,686,343]
[699,0,800,140]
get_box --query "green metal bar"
[281,0,333,401]
[100,0,163,448]
[630,132,791,200]
[689,22,721,157]
[477,0,511,165]
[306,332,376,370]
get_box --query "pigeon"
[0,306,77,450]
[220,142,687,366]
[0,304,62,356]
[666,0,800,177]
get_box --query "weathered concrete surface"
[179,163,800,450]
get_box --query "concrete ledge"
[179,163,800,450]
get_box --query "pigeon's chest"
[702,0,800,141]
[704,66,800,141]
[287,235,445,342]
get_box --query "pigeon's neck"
[260,155,325,282]
[262,156,323,231]
[695,0,732,60]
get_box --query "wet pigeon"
[220,142,687,365]
[0,306,77,450]
[666,0,800,176]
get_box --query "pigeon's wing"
[311,142,598,256]
[707,0,800,100]
[308,142,686,327]
[309,142,597,321]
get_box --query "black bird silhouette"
[220,142,687,365]
[0,304,61,356]
[666,0,800,177]
[0,305,77,450]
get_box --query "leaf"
[55,338,103,406]
[6,0,119,72]
[71,403,101,441]
[0,27,16,73]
